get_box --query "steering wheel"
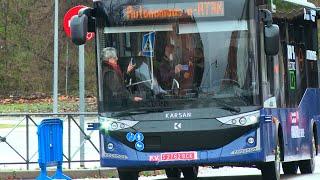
[212,79,240,88]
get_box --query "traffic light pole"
[53,0,59,113]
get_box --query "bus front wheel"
[165,168,181,178]
[181,166,199,179]
[117,169,139,180]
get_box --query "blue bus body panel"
[99,89,320,168]
[263,89,320,162]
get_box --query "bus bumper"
[100,127,266,168]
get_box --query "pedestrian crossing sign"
[142,32,155,57]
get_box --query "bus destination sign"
[123,1,225,21]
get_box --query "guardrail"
[0,113,100,170]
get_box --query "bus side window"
[295,24,307,105]
[304,22,319,88]
[267,20,286,108]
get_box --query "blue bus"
[70,0,320,179]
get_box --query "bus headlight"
[217,111,260,126]
[99,117,139,131]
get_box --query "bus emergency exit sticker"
[289,70,296,90]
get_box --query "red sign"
[149,152,197,162]
[289,112,299,124]
[63,5,94,41]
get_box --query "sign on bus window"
[123,1,225,21]
[142,32,155,57]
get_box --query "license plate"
[149,151,197,162]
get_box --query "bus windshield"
[98,0,260,114]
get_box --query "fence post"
[26,115,30,170]
[68,115,71,169]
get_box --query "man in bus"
[157,44,183,90]
[102,47,142,108]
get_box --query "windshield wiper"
[111,107,172,117]
[213,98,241,113]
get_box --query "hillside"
[0,0,320,98]
[0,0,95,97]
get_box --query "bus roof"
[283,0,316,9]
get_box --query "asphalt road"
[102,158,320,180]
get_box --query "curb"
[0,169,118,179]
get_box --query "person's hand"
[175,64,182,74]
[127,63,136,73]
[133,97,143,102]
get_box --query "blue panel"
[38,119,64,166]
[263,89,320,162]
[37,119,71,180]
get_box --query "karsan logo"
[165,112,192,119]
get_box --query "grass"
[0,124,25,129]
[0,124,15,128]
[0,101,97,114]
[0,102,52,113]
[140,170,165,177]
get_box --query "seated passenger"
[102,47,142,108]
[179,49,195,90]
[157,44,183,90]
[178,48,204,91]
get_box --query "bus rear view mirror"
[264,24,280,56]
[70,15,88,46]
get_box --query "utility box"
[37,119,71,180]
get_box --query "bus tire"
[181,166,199,179]
[261,137,281,180]
[282,162,298,174]
[298,133,316,174]
[165,168,181,179]
[117,169,139,180]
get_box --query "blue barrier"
[37,119,71,180]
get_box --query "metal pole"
[65,42,69,96]
[68,115,71,169]
[26,115,29,170]
[53,0,59,113]
[150,34,154,90]
[79,45,86,167]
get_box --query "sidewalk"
[0,168,118,179]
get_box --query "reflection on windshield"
[132,61,166,95]
[99,1,260,113]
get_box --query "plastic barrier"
[37,119,71,180]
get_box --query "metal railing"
[0,113,100,170]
